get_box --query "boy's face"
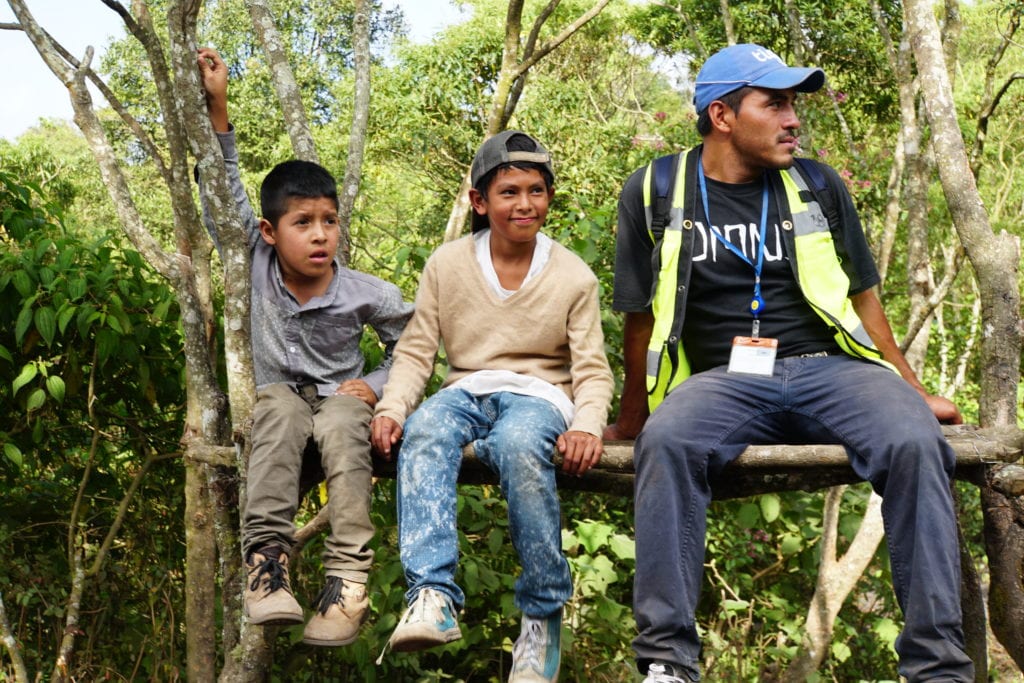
[259,196,340,293]
[469,166,553,245]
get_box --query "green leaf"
[58,305,76,335]
[722,598,750,613]
[830,641,852,662]
[779,533,802,556]
[34,306,57,346]
[737,502,760,529]
[106,314,125,334]
[0,344,12,363]
[12,269,34,297]
[608,533,636,561]
[46,375,66,403]
[575,520,613,554]
[12,363,38,395]
[68,278,88,301]
[3,442,23,468]
[760,493,781,523]
[26,387,46,412]
[38,265,56,286]
[873,617,901,648]
[15,306,34,343]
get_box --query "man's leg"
[633,368,787,679]
[784,356,973,682]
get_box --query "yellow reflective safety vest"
[644,146,892,411]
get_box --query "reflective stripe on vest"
[644,150,891,412]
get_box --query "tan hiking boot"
[302,576,369,646]
[243,546,304,626]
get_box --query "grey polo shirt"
[209,130,413,398]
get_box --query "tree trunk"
[903,0,1023,669]
[443,0,611,241]
[782,488,885,682]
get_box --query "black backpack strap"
[793,156,839,231]
[648,153,681,241]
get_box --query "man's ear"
[469,187,488,216]
[707,100,734,134]
[258,218,276,245]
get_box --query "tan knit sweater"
[375,235,613,436]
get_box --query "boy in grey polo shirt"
[198,48,413,646]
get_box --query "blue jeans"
[397,388,572,618]
[632,355,974,682]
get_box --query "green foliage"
[0,172,187,679]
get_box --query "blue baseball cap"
[693,44,825,114]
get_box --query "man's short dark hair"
[260,160,339,226]
[695,87,753,136]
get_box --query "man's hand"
[335,379,378,407]
[603,420,642,441]
[557,431,603,476]
[371,416,402,461]
[196,47,229,132]
[922,393,963,425]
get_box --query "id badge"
[728,336,778,376]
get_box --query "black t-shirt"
[613,157,880,374]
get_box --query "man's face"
[727,87,802,172]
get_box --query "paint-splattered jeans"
[397,388,572,618]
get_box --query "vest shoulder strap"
[792,157,839,233]
[648,152,681,240]
[647,154,839,237]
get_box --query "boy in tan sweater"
[371,131,613,682]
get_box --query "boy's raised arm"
[198,47,229,133]
[195,47,260,249]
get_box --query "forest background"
[1,0,1023,681]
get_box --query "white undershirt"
[447,230,575,428]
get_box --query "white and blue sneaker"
[386,587,462,654]
[509,610,561,682]
[642,662,691,682]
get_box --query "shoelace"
[646,663,687,683]
[511,618,545,671]
[400,588,443,626]
[249,556,289,593]
[310,576,345,616]
[375,589,449,665]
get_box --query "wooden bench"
[367,424,1023,499]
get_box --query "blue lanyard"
[697,154,769,333]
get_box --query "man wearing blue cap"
[606,44,974,682]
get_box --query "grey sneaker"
[642,662,690,683]
[509,610,561,682]
[385,587,462,653]
[302,576,369,646]
[243,547,303,626]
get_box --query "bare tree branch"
[0,590,29,682]
[337,0,373,267]
[246,0,320,163]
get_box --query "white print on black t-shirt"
[692,220,785,264]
